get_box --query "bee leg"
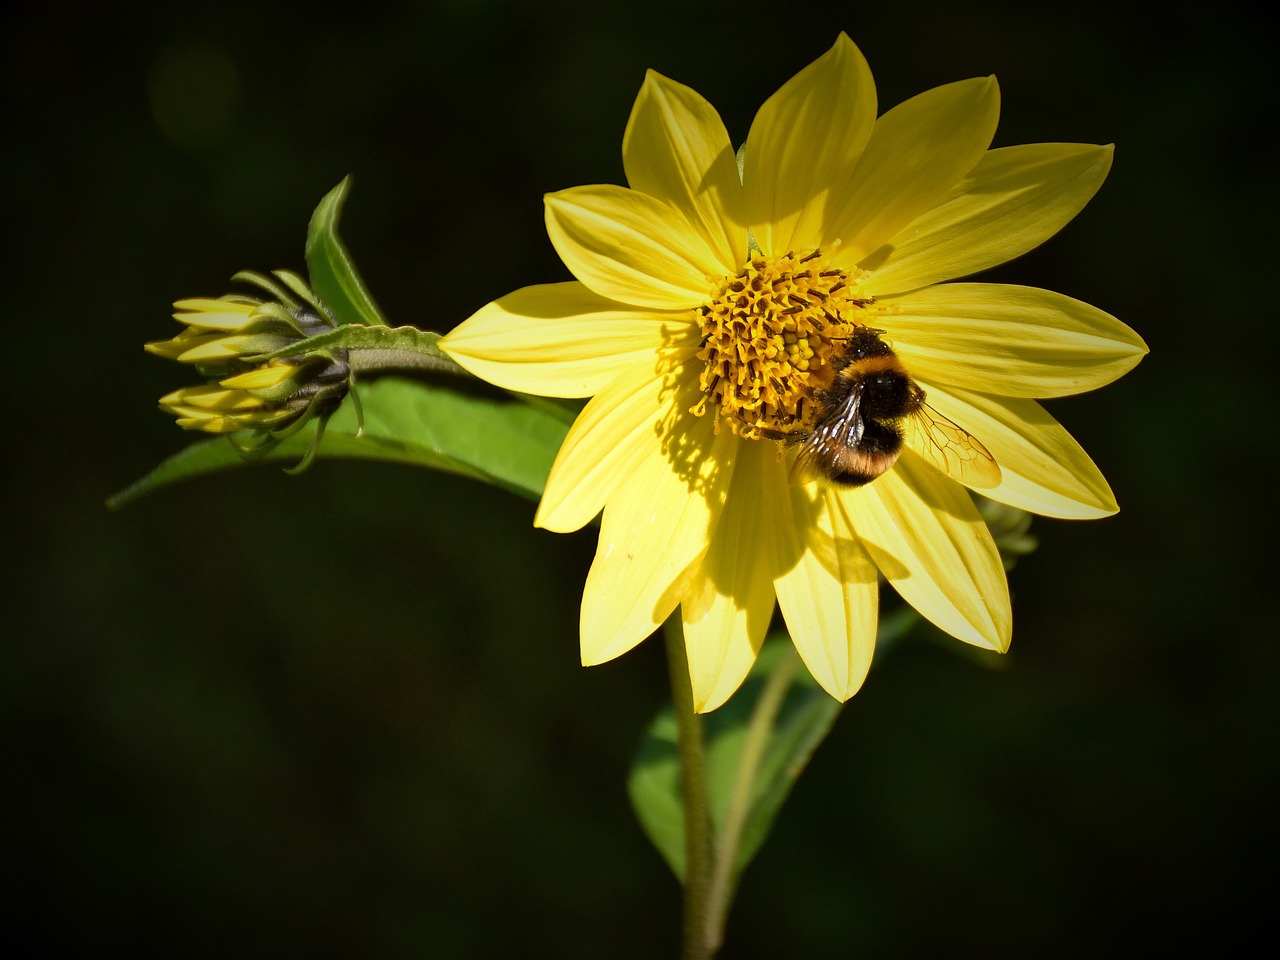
[757,426,806,446]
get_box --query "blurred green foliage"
[4,0,1275,955]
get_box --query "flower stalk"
[664,616,805,959]
[663,616,714,960]
[703,644,799,952]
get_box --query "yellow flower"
[146,271,352,453]
[439,34,1147,712]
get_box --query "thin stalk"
[704,644,800,952]
[347,348,466,375]
[663,616,714,960]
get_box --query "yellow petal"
[175,334,258,363]
[148,327,217,355]
[682,440,778,712]
[922,385,1119,519]
[623,70,747,273]
[544,186,721,309]
[578,408,737,666]
[161,386,261,411]
[826,76,1000,269]
[143,338,189,360]
[888,283,1148,397]
[174,415,242,433]
[220,363,297,390]
[162,401,223,419]
[743,32,876,257]
[861,143,1114,296]
[850,456,1011,651]
[439,282,696,398]
[148,332,229,361]
[772,470,878,702]
[172,299,258,330]
[535,360,676,533]
[172,298,234,311]
[165,400,261,423]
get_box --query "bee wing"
[906,402,1002,489]
[789,384,866,486]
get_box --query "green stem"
[663,616,714,960]
[703,644,800,952]
[347,348,466,375]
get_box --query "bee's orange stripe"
[842,355,904,376]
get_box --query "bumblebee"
[788,328,1001,489]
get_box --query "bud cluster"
[146,270,352,458]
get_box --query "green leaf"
[108,377,570,510]
[305,177,389,327]
[627,608,920,884]
[627,708,686,876]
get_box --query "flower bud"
[146,270,352,462]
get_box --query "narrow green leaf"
[108,377,569,510]
[732,606,918,878]
[627,609,920,883]
[305,177,389,327]
[724,653,841,874]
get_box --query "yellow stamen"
[691,250,879,440]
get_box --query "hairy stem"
[663,616,715,960]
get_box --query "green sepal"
[282,402,334,476]
[108,377,569,509]
[627,607,919,886]
[305,177,389,327]
[230,270,323,317]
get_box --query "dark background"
[5,0,1274,955]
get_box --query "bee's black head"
[835,327,892,367]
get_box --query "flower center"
[692,250,877,440]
